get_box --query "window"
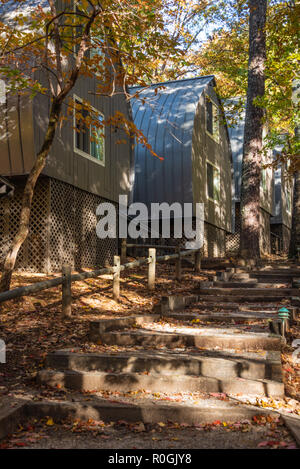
[261,168,267,192]
[0,80,6,104]
[74,96,105,165]
[285,184,292,213]
[206,96,219,141]
[206,162,220,202]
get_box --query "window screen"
[207,162,214,199]
[207,162,220,202]
[91,114,105,162]
[206,99,213,135]
[206,96,219,140]
[75,101,90,154]
[74,98,105,163]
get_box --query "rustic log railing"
[0,245,201,316]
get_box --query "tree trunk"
[240,0,267,259]
[0,99,63,292]
[289,171,300,258]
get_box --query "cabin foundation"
[0,176,117,273]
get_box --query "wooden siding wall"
[0,0,132,204]
[0,72,132,204]
[0,94,35,176]
[33,69,132,203]
[191,84,232,234]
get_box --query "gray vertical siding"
[130,76,232,234]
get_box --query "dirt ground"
[0,414,297,449]
[0,263,206,397]
[0,261,299,448]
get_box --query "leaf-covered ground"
[0,414,297,449]
[0,261,299,448]
[0,262,206,398]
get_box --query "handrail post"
[62,264,72,317]
[148,248,156,290]
[121,238,127,264]
[195,249,201,273]
[113,255,120,301]
[175,246,182,281]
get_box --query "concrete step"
[212,282,288,288]
[91,328,282,351]
[25,398,281,426]
[165,311,277,323]
[231,273,251,280]
[197,295,290,303]
[250,271,300,279]
[89,315,157,337]
[38,369,284,397]
[45,350,282,381]
[194,302,278,311]
[199,288,296,297]
[252,269,300,275]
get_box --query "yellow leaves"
[46,417,54,426]
[157,422,166,427]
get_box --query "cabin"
[0,1,133,272]
[225,107,274,255]
[129,76,233,257]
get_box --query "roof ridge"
[129,75,215,90]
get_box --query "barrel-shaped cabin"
[129,76,233,257]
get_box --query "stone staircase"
[37,263,300,424]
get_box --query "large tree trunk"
[240,0,267,259]
[0,99,63,292]
[289,171,300,258]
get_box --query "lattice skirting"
[0,176,117,272]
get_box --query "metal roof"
[129,75,215,207]
[0,1,48,16]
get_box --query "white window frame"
[206,160,220,204]
[73,94,105,167]
[205,94,220,143]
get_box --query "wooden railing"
[0,245,201,317]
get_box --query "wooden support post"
[148,248,156,290]
[121,239,127,265]
[195,249,201,273]
[175,246,182,281]
[62,264,72,317]
[113,255,120,301]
